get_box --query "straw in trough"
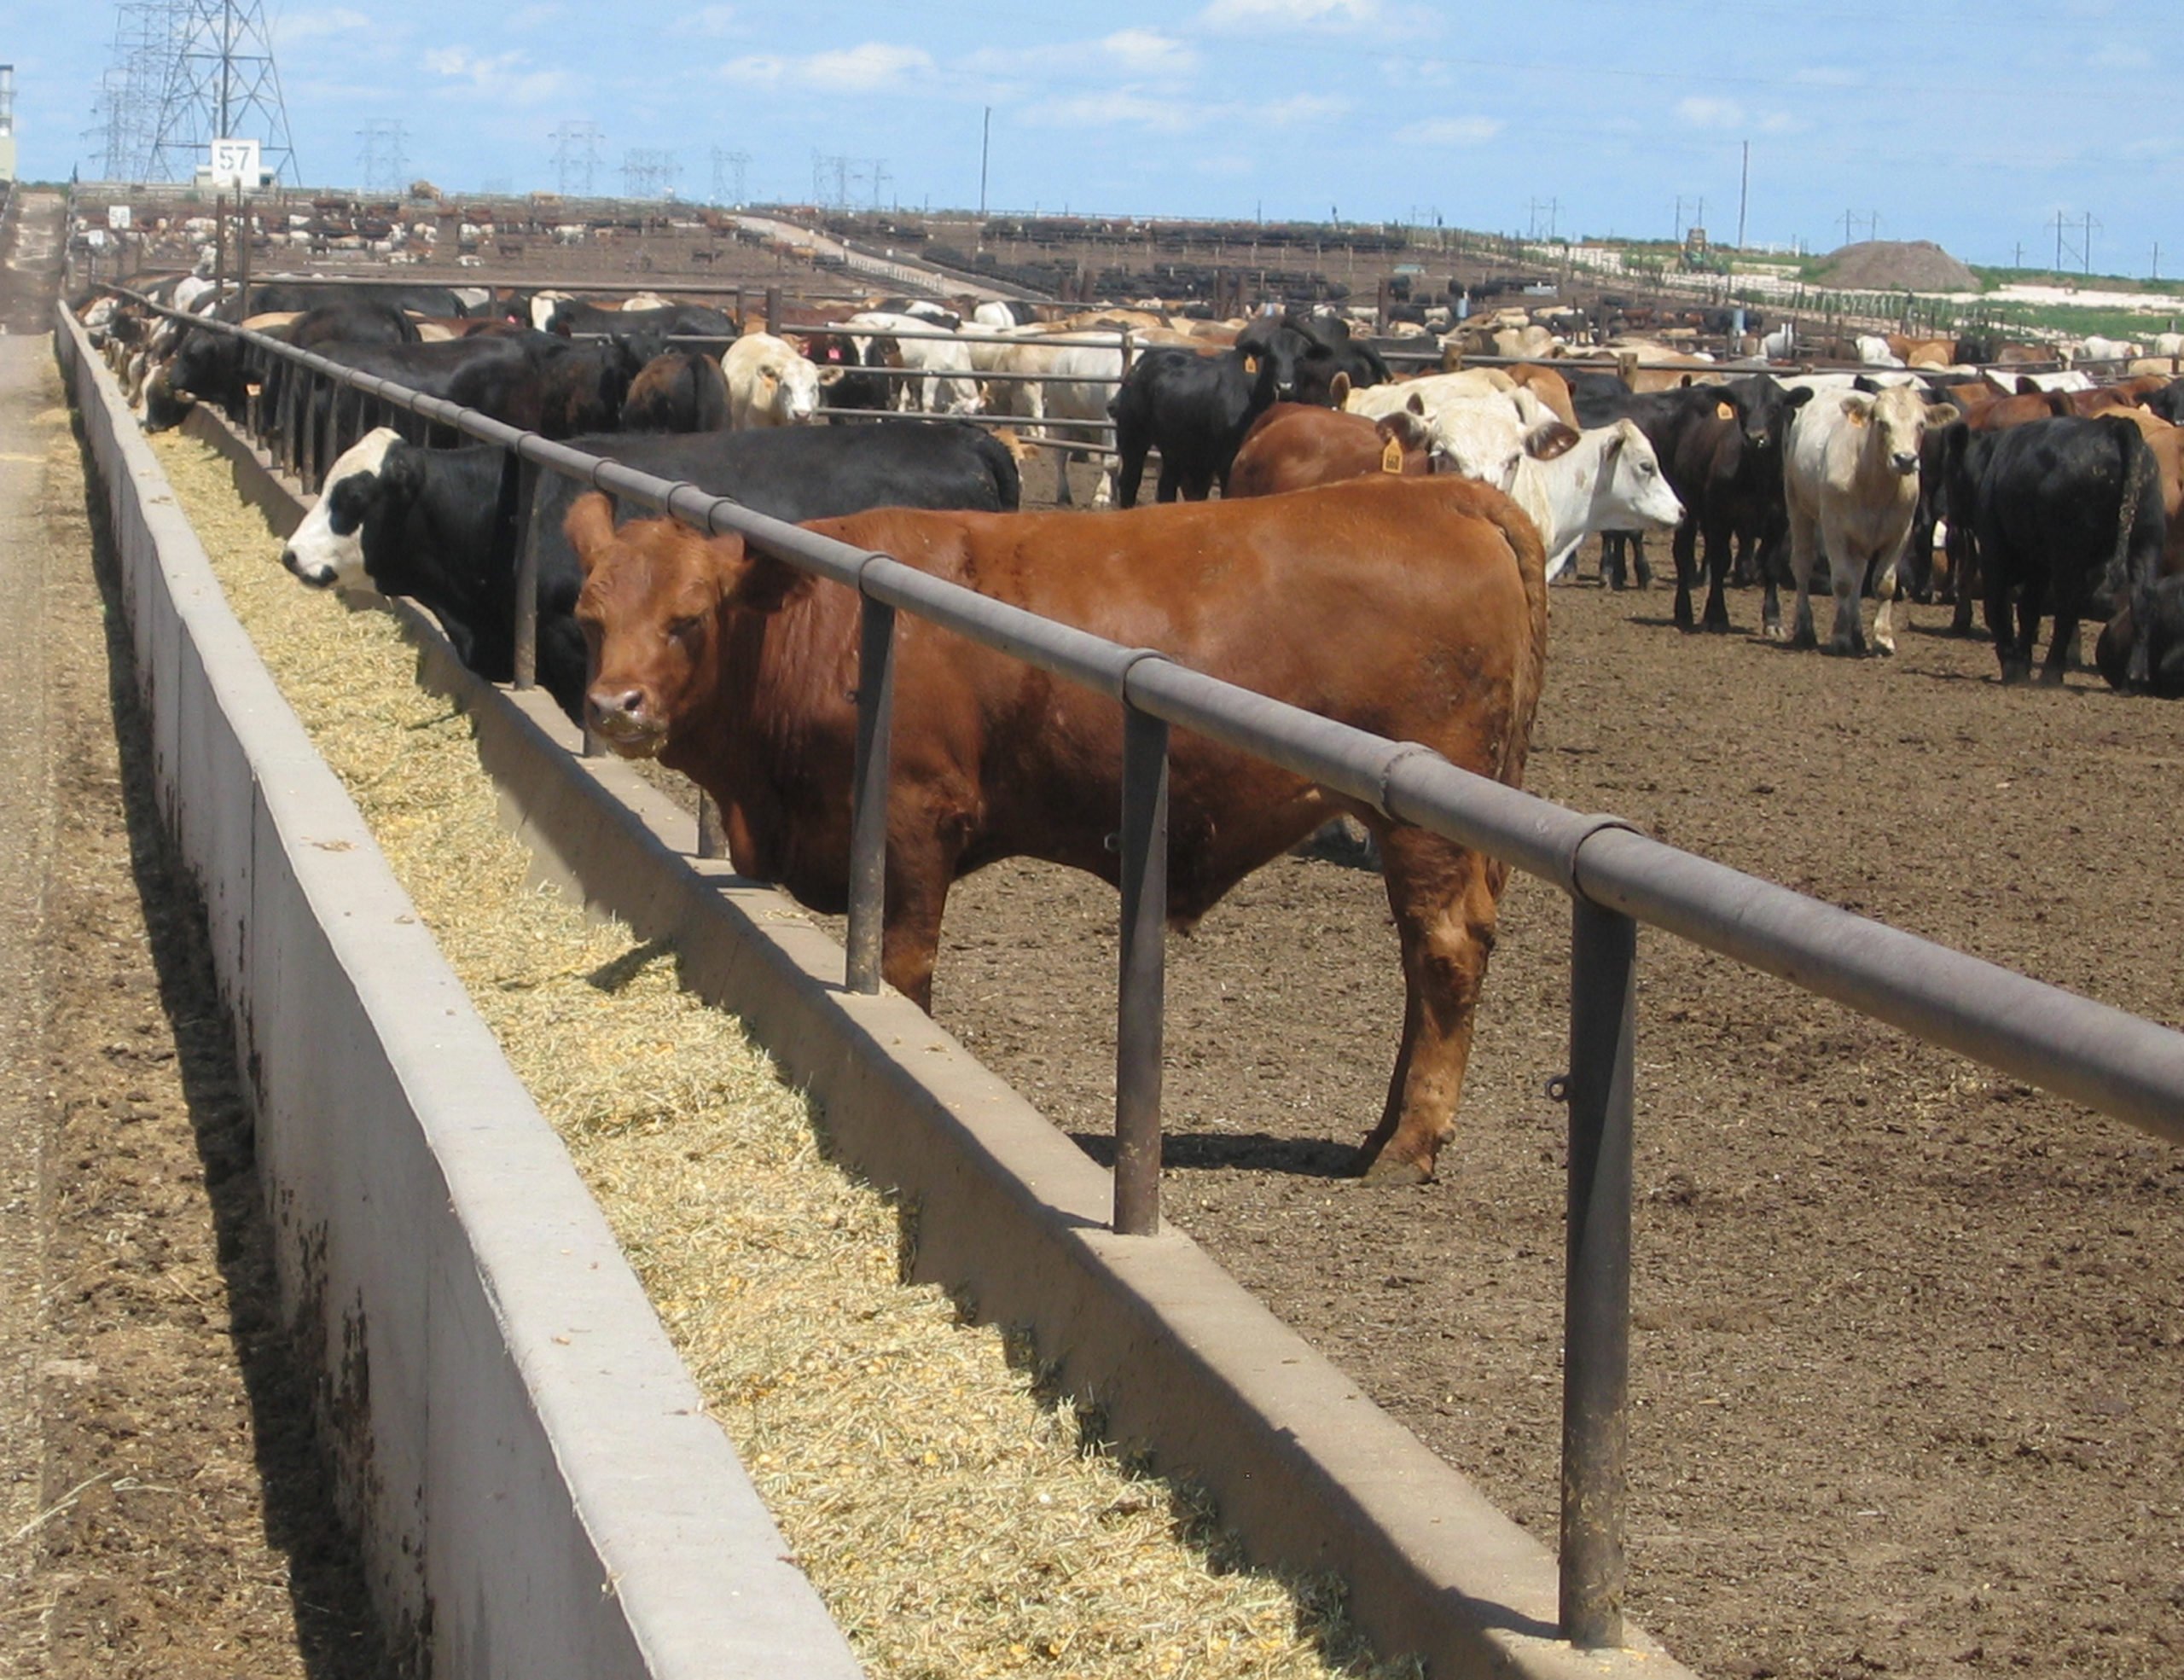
[149,431,1423,1680]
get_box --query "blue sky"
[5,0,2181,272]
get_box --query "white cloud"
[1676,96,1744,128]
[723,41,932,92]
[272,8,369,47]
[1031,90,1199,132]
[967,31,1196,84]
[1396,114,1503,145]
[1258,93,1350,125]
[678,3,737,32]
[1198,0,1380,30]
[2088,43,2153,70]
[1099,29,1198,78]
[421,46,571,107]
[508,3,566,30]
[1793,66,1862,87]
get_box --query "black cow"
[1945,414,2168,684]
[1576,378,1808,619]
[806,331,893,416]
[2096,573,2184,695]
[546,299,739,340]
[1108,344,1294,507]
[243,282,466,319]
[2141,381,2184,427]
[1236,312,1391,404]
[277,421,1023,719]
[1659,375,1811,631]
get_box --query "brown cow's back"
[1228,404,1432,496]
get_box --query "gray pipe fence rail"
[101,284,2184,1655]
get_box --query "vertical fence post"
[1113,703,1169,1235]
[696,793,728,859]
[765,285,782,334]
[513,455,542,689]
[1560,898,1637,1649]
[301,369,322,490]
[845,593,895,994]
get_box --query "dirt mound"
[1815,239,1978,293]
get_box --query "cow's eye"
[667,615,703,641]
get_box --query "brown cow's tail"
[2103,416,2164,688]
[1466,484,1551,788]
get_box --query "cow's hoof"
[1356,1151,1434,1188]
[1791,628,1817,650]
[1762,623,1784,641]
[1703,615,1733,635]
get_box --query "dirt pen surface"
[888,567,2184,1680]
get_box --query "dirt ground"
[0,196,386,1678]
[876,559,2184,1680]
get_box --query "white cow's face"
[1422,409,1526,491]
[1603,421,1685,531]
[282,427,400,588]
[1856,387,1958,478]
[770,354,822,422]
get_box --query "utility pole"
[2153,241,2161,282]
[1842,208,1857,248]
[2083,212,2100,276]
[979,105,991,218]
[2055,210,2068,272]
[1735,139,1749,249]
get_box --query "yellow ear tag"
[1715,400,1734,420]
[1381,436,1404,474]
[1244,355,1259,375]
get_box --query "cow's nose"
[1892,452,1919,474]
[590,687,646,720]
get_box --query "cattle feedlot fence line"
[105,285,2184,1655]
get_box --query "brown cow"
[1505,363,1579,427]
[1227,403,1435,496]
[567,476,1551,1183]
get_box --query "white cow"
[1780,384,1960,655]
[2152,333,2184,359]
[847,311,979,414]
[980,331,1125,506]
[1855,334,1905,368]
[721,332,826,428]
[1405,403,1685,576]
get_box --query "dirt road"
[0,190,386,1678]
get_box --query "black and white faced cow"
[278,427,559,705]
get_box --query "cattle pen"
[65,276,2184,1678]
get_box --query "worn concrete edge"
[55,308,865,1680]
[182,395,1696,1679]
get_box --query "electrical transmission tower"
[357,118,408,195]
[90,3,177,180]
[136,0,298,184]
[549,120,602,195]
[711,147,750,206]
[620,149,679,201]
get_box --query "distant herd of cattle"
[69,270,2184,1177]
[79,273,2184,706]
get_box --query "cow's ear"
[1784,386,1814,410]
[565,492,619,574]
[380,443,424,501]
[1376,410,1431,459]
[1329,370,1351,404]
[1527,420,1581,461]
[1405,391,1426,415]
[1926,403,1960,428]
[1840,396,1870,425]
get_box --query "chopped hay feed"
[148,430,1422,1680]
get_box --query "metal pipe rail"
[107,284,2184,1654]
